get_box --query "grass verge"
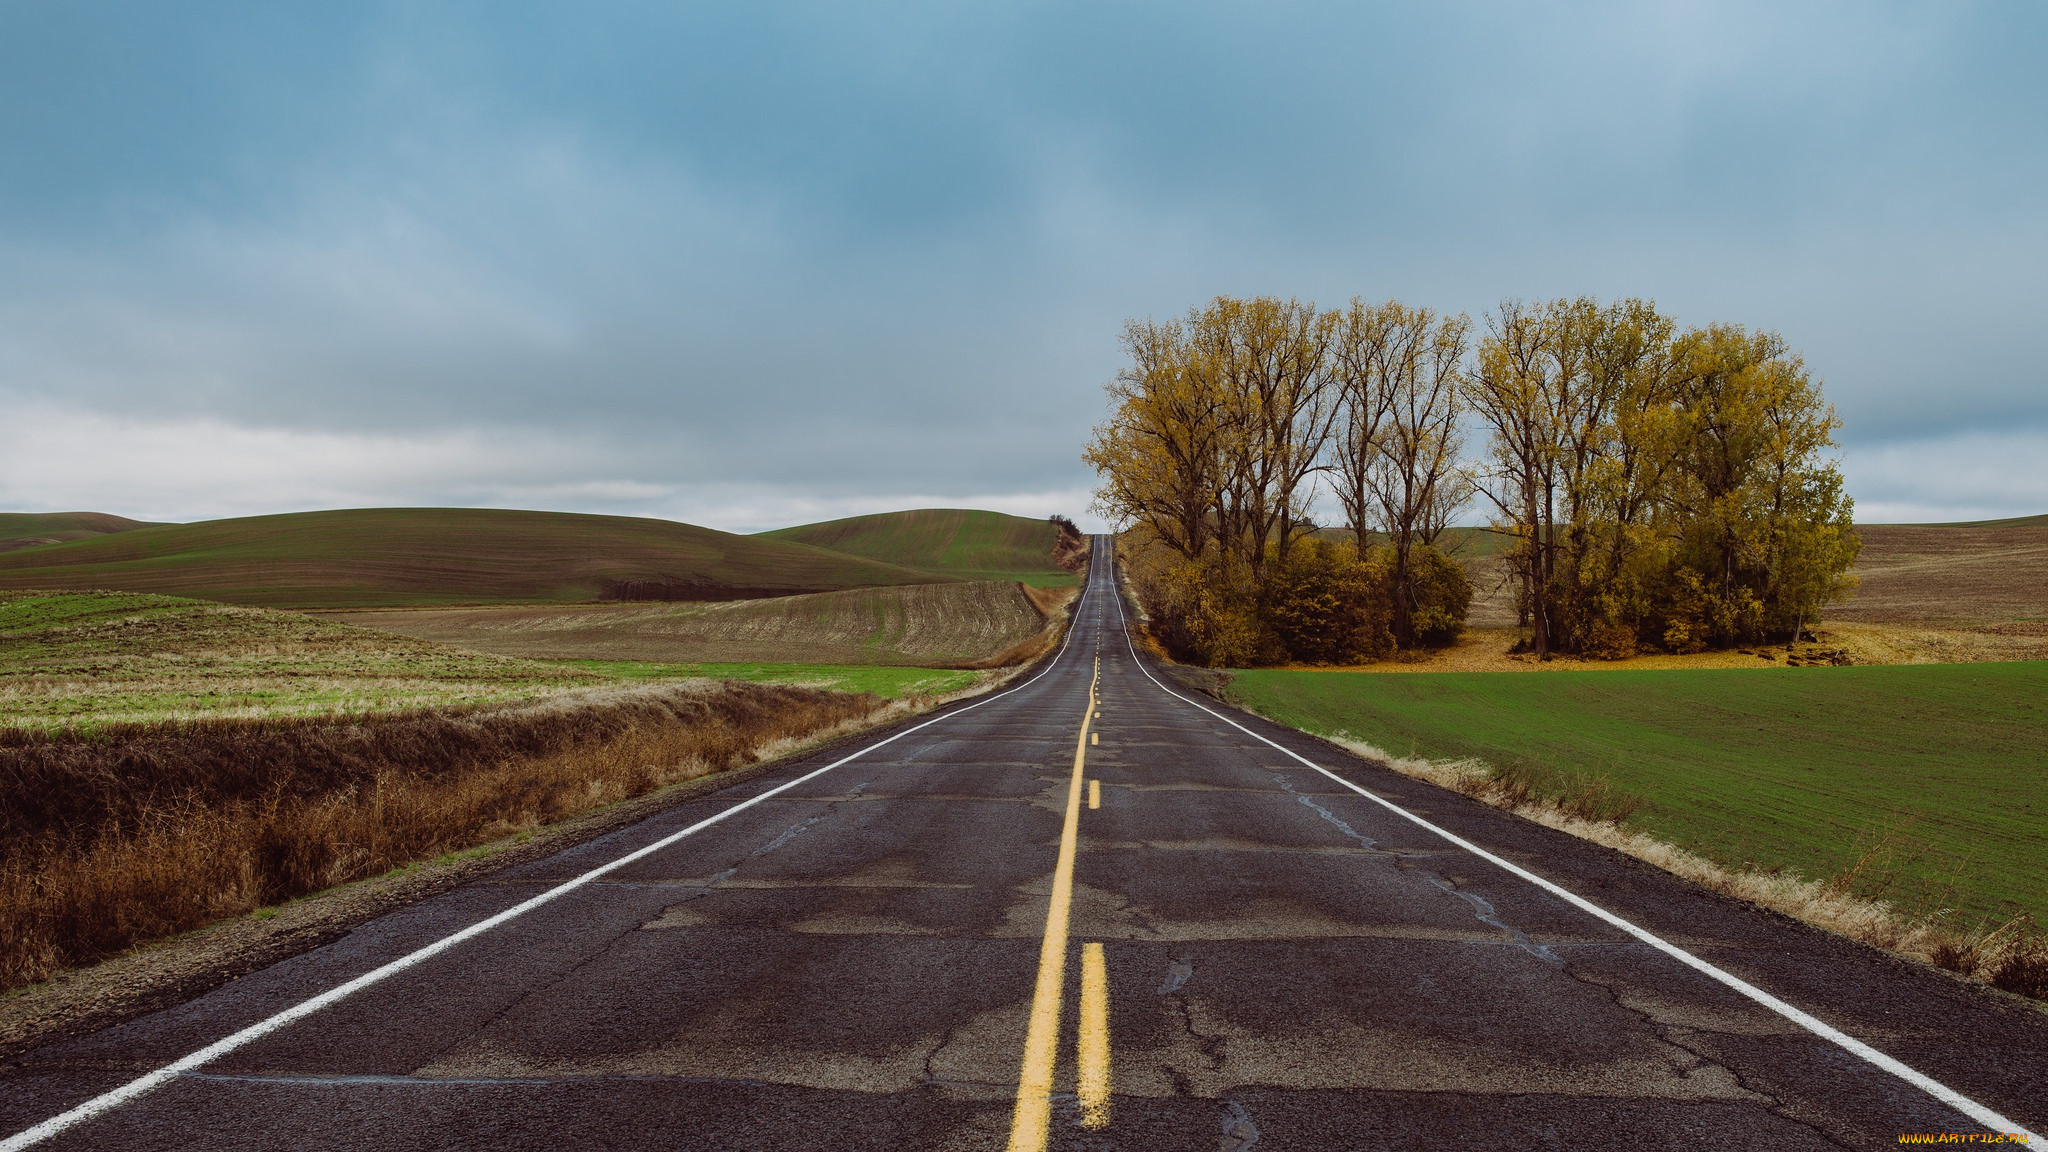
[1222,663,2048,1001]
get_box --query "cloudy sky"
[2,1,2042,529]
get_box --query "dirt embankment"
[0,682,888,993]
[330,579,1056,667]
[1050,517,1091,574]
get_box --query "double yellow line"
[1006,657,1112,1151]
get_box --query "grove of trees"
[1086,294,1859,667]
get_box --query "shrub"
[1260,539,1394,664]
[1399,544,1472,648]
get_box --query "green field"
[1225,664,2048,926]
[0,507,952,608]
[558,660,983,699]
[761,508,1076,586]
[0,511,158,554]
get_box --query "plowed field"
[329,580,1061,667]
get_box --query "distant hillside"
[1832,514,2048,626]
[760,508,1075,586]
[1896,512,2048,529]
[0,508,953,609]
[0,512,160,554]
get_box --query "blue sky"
[2,1,2043,527]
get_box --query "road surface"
[3,539,2043,1150]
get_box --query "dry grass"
[1820,620,2048,665]
[0,681,893,991]
[328,580,1054,667]
[1307,622,2048,674]
[1325,734,2048,1002]
[1050,525,1092,576]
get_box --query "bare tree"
[1366,306,1470,645]
[1464,299,1562,656]
[1083,317,1223,562]
[1328,298,1401,548]
[1200,297,1340,577]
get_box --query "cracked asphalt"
[2,540,2044,1150]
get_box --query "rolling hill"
[758,508,1076,585]
[0,508,954,609]
[1831,514,2048,626]
[0,512,160,554]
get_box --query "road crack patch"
[1157,956,1194,995]
[1271,773,1382,852]
[1154,955,1228,1089]
[1554,959,1852,1144]
[1219,1099,1261,1151]
[1420,874,1562,964]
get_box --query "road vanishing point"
[3,541,2043,1150]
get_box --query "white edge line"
[1104,559,2040,1142]
[1,568,1101,1151]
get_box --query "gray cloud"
[2,1,2043,528]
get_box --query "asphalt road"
[3,539,2043,1150]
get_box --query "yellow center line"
[1006,656,1099,1152]
[1077,942,1111,1129]
[1088,779,1101,810]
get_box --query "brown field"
[328,579,1068,668]
[1448,514,2048,667]
[0,681,892,990]
[1826,515,2048,626]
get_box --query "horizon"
[6,502,2040,538]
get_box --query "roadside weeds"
[0,683,888,992]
